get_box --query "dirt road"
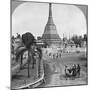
[38,52,87,87]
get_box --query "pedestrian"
[76,64,80,78]
[72,64,76,79]
[60,53,61,58]
[53,54,55,59]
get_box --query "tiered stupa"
[42,3,61,47]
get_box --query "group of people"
[44,49,62,59]
[65,64,81,80]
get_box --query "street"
[38,52,87,87]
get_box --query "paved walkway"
[38,52,87,87]
[44,63,87,87]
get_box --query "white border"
[16,0,88,5]
[0,0,89,90]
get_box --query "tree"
[16,33,21,39]
[83,34,87,42]
[78,36,83,47]
[22,32,35,77]
[71,35,83,47]
[11,35,15,44]
[15,46,27,68]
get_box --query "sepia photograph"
[11,0,88,89]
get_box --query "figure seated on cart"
[64,64,80,80]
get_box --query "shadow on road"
[12,74,25,80]
[38,61,58,87]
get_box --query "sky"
[12,1,87,39]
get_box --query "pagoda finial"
[49,3,52,17]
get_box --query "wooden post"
[28,50,30,77]
[36,55,39,78]
[38,53,41,78]
[20,52,23,69]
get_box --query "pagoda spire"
[49,3,52,17]
[42,3,61,47]
[47,3,54,24]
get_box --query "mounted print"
[11,0,88,89]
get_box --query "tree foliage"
[71,34,87,47]
[71,35,83,47]
[22,32,35,49]
[83,34,87,42]
[22,32,35,77]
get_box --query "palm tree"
[22,32,35,77]
[16,46,27,69]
